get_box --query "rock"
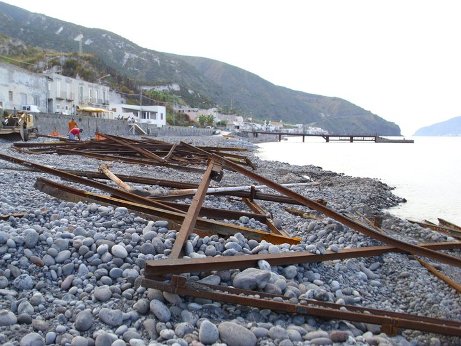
[23,229,39,248]
[175,322,194,338]
[71,336,88,346]
[94,285,112,302]
[0,310,17,326]
[94,331,117,346]
[111,244,128,258]
[232,268,271,290]
[329,330,351,342]
[17,301,34,315]
[98,308,124,326]
[199,320,219,344]
[133,299,150,315]
[218,322,256,346]
[13,274,34,290]
[268,325,289,339]
[75,309,93,331]
[61,275,74,290]
[149,299,171,322]
[20,333,45,346]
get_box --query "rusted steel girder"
[144,241,461,276]
[97,133,167,163]
[417,258,461,293]
[0,153,185,214]
[55,149,204,173]
[141,275,461,337]
[34,177,300,244]
[181,142,461,268]
[169,160,221,259]
[409,220,461,240]
[243,197,288,237]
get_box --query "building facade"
[0,62,48,112]
[46,72,109,115]
[110,104,166,127]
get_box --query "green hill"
[0,1,401,135]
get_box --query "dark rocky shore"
[0,135,459,346]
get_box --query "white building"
[110,104,166,127]
[45,72,109,115]
[0,62,48,112]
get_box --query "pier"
[242,131,414,143]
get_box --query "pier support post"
[350,136,353,143]
[302,135,305,142]
[278,134,281,142]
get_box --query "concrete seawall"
[34,113,214,138]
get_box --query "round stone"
[20,332,44,346]
[94,286,112,302]
[23,229,39,248]
[149,299,171,322]
[13,274,34,290]
[0,310,17,326]
[75,309,93,331]
[111,244,128,258]
[199,320,219,344]
[218,322,256,346]
[98,308,123,326]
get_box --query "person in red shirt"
[68,127,83,141]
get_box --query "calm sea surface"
[257,136,461,226]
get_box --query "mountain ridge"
[0,1,401,135]
[414,116,461,136]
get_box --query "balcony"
[66,93,75,101]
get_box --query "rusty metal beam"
[169,160,221,259]
[141,275,461,337]
[243,197,288,237]
[97,133,167,163]
[180,141,461,268]
[417,258,461,293]
[144,241,461,276]
[409,220,461,240]
[34,177,299,245]
[0,153,185,214]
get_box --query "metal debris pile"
[3,133,461,338]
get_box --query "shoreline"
[0,135,459,345]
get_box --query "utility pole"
[139,88,142,120]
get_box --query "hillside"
[414,116,461,136]
[0,1,401,135]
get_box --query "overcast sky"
[4,0,461,135]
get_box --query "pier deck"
[242,131,414,143]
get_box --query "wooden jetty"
[242,131,414,143]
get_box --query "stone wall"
[34,113,214,138]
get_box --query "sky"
[3,0,461,136]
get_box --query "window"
[33,95,40,106]
[141,111,148,119]
[79,86,83,103]
[8,91,13,101]
[20,93,27,105]
[151,112,157,120]
[56,80,61,96]
[160,113,164,120]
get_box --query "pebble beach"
[0,134,460,346]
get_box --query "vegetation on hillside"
[0,2,402,134]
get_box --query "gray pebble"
[218,322,256,346]
[199,320,219,344]
[20,333,45,346]
[75,309,93,331]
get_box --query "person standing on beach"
[68,118,78,132]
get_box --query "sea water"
[257,136,461,225]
